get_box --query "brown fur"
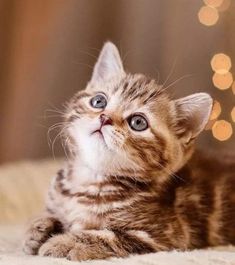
[23,42,235,261]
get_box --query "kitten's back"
[177,149,235,246]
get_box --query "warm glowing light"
[205,119,217,130]
[204,0,223,8]
[217,0,231,12]
[212,120,233,141]
[212,72,233,90]
[211,53,232,74]
[232,82,235,95]
[210,100,222,120]
[231,107,235,123]
[198,6,219,26]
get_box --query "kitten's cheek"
[100,127,111,140]
[68,126,82,142]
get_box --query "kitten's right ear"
[174,93,213,143]
[90,42,125,84]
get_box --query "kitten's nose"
[100,114,113,126]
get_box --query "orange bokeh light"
[211,53,232,74]
[198,6,219,26]
[210,100,222,120]
[212,120,233,141]
[217,0,231,12]
[212,72,233,90]
[205,119,217,130]
[204,0,223,8]
[232,82,235,95]
[231,107,235,123]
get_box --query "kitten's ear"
[90,42,125,84]
[174,93,213,143]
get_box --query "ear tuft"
[174,93,213,142]
[90,42,124,84]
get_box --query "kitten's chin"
[76,138,134,174]
[69,124,137,173]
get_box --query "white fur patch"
[127,230,158,249]
[82,229,116,240]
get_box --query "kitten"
[23,42,235,261]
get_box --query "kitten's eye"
[90,94,107,109]
[128,114,148,131]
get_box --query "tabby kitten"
[23,42,235,261]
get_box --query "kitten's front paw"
[38,234,76,258]
[39,233,114,261]
[67,244,93,261]
[23,217,62,255]
[66,244,112,261]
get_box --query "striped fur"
[23,42,235,261]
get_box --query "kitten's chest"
[58,195,105,231]
[48,179,126,231]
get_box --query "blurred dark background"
[0,0,234,164]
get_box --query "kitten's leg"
[23,215,63,255]
[39,229,163,261]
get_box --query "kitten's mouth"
[91,129,104,139]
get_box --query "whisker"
[45,102,66,115]
[51,125,70,160]
[76,49,98,60]
[61,135,70,161]
[154,160,186,183]
[38,114,62,119]
[86,46,100,52]
[47,122,69,147]
[162,57,178,88]
[44,109,66,116]
[122,49,136,65]
[71,61,94,70]
[153,67,161,86]
[47,125,63,146]
[162,74,194,91]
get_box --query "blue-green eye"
[128,114,148,131]
[90,94,107,109]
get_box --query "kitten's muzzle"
[100,114,113,126]
[91,114,113,137]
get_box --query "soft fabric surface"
[0,159,235,264]
[0,225,235,265]
[0,159,61,224]
[1,225,235,265]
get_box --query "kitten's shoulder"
[179,148,235,182]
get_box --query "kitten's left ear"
[174,93,213,143]
[90,42,125,84]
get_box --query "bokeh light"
[212,72,233,90]
[203,0,223,8]
[217,0,231,12]
[210,100,222,120]
[205,119,217,130]
[212,120,233,141]
[232,82,235,95]
[211,53,231,74]
[231,107,235,123]
[198,5,219,26]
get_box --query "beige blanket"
[0,159,235,265]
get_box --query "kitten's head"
[65,42,212,177]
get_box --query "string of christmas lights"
[198,0,234,141]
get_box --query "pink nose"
[100,114,113,126]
